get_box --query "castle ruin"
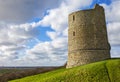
[66,4,111,68]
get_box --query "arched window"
[73,31,75,36]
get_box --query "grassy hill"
[10,58,120,82]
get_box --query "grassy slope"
[10,59,120,82]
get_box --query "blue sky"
[0,0,120,66]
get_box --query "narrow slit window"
[73,15,75,21]
[73,31,75,36]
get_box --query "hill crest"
[10,58,120,82]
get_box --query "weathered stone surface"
[66,4,111,68]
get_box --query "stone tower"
[66,4,111,68]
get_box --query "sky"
[0,0,120,66]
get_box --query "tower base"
[66,50,110,68]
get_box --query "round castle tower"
[66,4,111,68]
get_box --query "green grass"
[10,58,120,82]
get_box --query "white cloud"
[111,46,120,57]
[0,22,39,45]
[0,0,120,66]
[19,37,68,66]
[101,0,120,57]
[40,0,92,32]
[8,0,92,66]
[23,0,93,66]
[0,22,40,66]
[0,0,62,23]
[46,31,60,40]
[107,22,120,46]
[102,1,120,22]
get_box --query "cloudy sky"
[0,0,120,66]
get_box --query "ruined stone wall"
[66,4,111,68]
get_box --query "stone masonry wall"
[67,50,110,68]
[66,4,111,68]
